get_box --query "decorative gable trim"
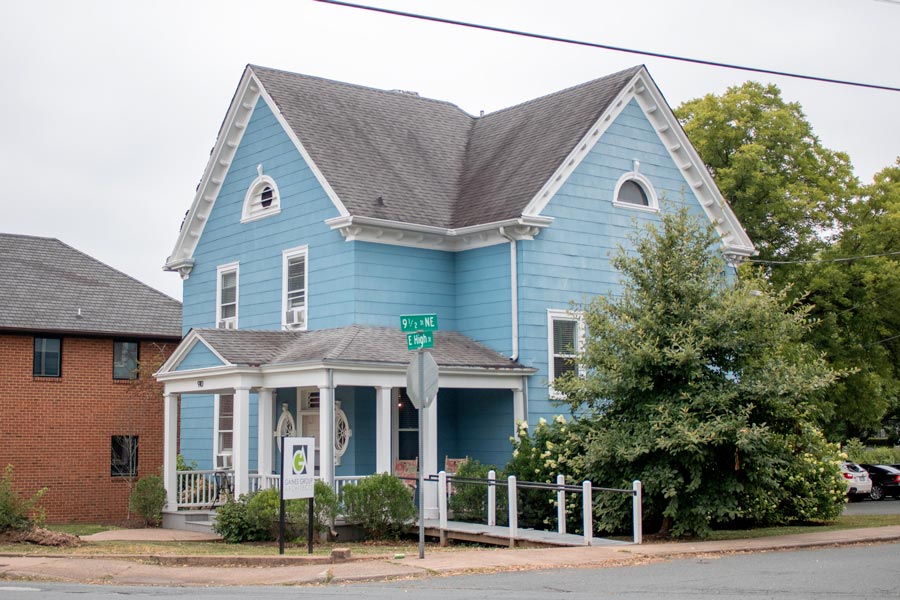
[155,329,231,376]
[522,67,755,259]
[164,66,350,279]
[324,214,554,252]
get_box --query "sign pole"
[307,497,314,555]
[279,435,285,555]
[418,347,425,560]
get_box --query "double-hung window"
[215,394,234,469]
[33,337,62,377]
[113,340,139,380]
[216,263,239,329]
[282,246,308,330]
[111,435,138,477]
[548,309,583,397]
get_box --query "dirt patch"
[0,527,82,547]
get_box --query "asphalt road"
[843,496,900,515]
[2,541,898,599]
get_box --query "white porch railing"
[174,471,370,508]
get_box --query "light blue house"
[155,64,753,517]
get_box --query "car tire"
[870,484,885,501]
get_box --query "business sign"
[281,436,315,499]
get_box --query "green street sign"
[400,314,438,333]
[407,330,434,351]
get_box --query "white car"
[841,462,872,501]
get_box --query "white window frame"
[241,166,281,223]
[282,245,309,331]
[547,308,584,399]
[213,394,234,470]
[216,262,239,329]
[612,161,659,212]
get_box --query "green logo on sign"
[292,447,307,475]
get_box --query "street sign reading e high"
[400,314,438,333]
[406,330,434,351]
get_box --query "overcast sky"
[1,0,897,302]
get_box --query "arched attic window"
[613,161,658,211]
[241,165,281,223]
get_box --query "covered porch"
[155,325,534,521]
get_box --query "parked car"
[859,464,900,500]
[841,462,872,501]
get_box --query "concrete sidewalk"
[2,526,900,587]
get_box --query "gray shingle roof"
[0,233,182,338]
[251,65,642,229]
[195,326,531,371]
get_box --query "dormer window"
[613,161,658,212]
[241,165,281,223]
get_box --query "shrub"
[213,482,341,544]
[213,493,271,543]
[128,474,166,526]
[843,439,900,465]
[448,459,506,524]
[341,473,415,539]
[505,417,587,532]
[0,465,46,532]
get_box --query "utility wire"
[746,250,900,265]
[313,0,900,93]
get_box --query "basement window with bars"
[111,435,138,477]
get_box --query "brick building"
[0,234,181,523]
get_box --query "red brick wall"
[0,333,176,524]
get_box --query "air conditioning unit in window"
[216,453,232,469]
[284,307,306,330]
[218,317,237,330]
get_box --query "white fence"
[431,470,643,545]
[175,470,367,508]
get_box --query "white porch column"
[319,373,335,485]
[513,387,526,427]
[163,392,178,510]
[422,394,439,519]
[233,387,251,497]
[376,386,392,473]
[257,388,274,478]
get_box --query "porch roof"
[190,325,533,371]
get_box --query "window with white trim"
[613,161,658,211]
[241,165,281,223]
[548,309,583,396]
[215,394,234,469]
[282,246,308,330]
[216,263,238,329]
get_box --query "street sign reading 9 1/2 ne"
[400,314,438,333]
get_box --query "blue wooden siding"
[352,242,456,327]
[180,394,214,469]
[445,389,514,468]
[518,98,710,424]
[181,97,354,334]
[173,341,225,371]
[335,387,375,477]
[455,244,512,355]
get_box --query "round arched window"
[617,180,649,206]
[613,170,658,211]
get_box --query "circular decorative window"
[275,403,295,451]
[334,407,352,462]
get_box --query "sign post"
[401,314,439,559]
[280,436,315,555]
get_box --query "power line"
[747,250,900,265]
[313,0,900,93]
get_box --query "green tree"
[795,159,900,438]
[556,207,845,538]
[676,81,857,271]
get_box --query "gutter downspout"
[498,227,519,361]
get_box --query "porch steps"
[162,510,218,534]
